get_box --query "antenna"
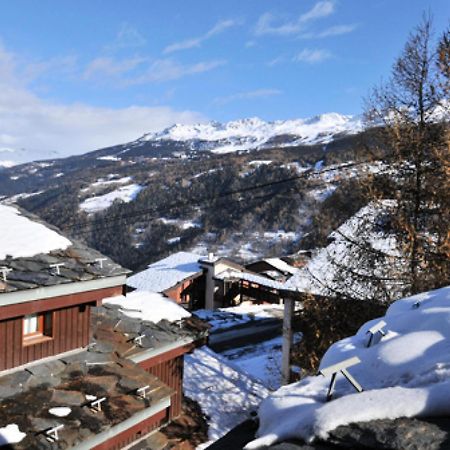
[366,320,387,347]
[95,258,108,269]
[136,385,150,399]
[319,356,363,401]
[133,334,146,347]
[49,263,65,275]
[45,424,64,442]
[0,267,12,282]
[89,397,106,413]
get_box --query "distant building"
[245,257,298,283]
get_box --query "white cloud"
[0,42,205,164]
[126,58,227,84]
[301,24,357,39]
[293,48,332,64]
[164,19,241,54]
[213,88,282,105]
[255,1,335,36]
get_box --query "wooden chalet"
[0,205,208,449]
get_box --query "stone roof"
[0,206,129,294]
[0,346,172,449]
[91,303,210,360]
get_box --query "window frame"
[23,312,54,346]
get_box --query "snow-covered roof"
[246,285,450,449]
[283,200,402,301]
[0,205,128,294]
[264,258,298,276]
[127,251,204,292]
[103,290,191,323]
[215,269,285,291]
[0,204,71,260]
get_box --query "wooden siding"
[91,408,168,450]
[164,274,206,310]
[0,285,123,371]
[0,302,93,371]
[144,355,184,419]
[138,344,197,420]
[0,285,123,321]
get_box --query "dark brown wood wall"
[91,407,168,450]
[0,303,93,371]
[0,285,123,371]
[138,344,196,420]
[144,355,184,419]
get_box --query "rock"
[83,375,118,392]
[327,417,450,450]
[51,389,86,406]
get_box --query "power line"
[67,161,366,236]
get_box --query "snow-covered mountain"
[134,113,363,154]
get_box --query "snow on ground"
[248,160,272,166]
[0,205,71,259]
[97,155,121,161]
[221,333,302,391]
[184,347,269,449]
[159,217,201,230]
[0,424,26,445]
[2,191,44,205]
[246,286,450,449]
[127,251,204,293]
[194,302,283,332]
[49,407,72,417]
[81,176,132,192]
[79,183,143,213]
[104,290,191,323]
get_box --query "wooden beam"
[281,297,294,385]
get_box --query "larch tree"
[363,16,450,296]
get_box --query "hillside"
[0,116,378,271]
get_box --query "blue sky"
[0,0,448,162]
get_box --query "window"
[23,312,53,344]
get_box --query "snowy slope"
[79,183,143,213]
[246,286,450,449]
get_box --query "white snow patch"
[195,302,283,332]
[104,290,191,323]
[49,407,71,417]
[0,205,71,259]
[246,286,450,448]
[80,183,143,213]
[184,347,269,448]
[97,155,121,161]
[0,424,26,445]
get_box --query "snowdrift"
[246,285,450,448]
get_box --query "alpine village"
[0,2,449,450]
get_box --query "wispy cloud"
[83,56,146,80]
[164,19,241,54]
[214,88,282,105]
[301,24,357,39]
[107,23,147,51]
[127,58,227,84]
[255,1,335,36]
[293,48,332,64]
